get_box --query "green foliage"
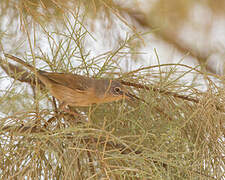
[0,1,224,179]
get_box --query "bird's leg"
[59,102,81,116]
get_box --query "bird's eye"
[113,87,122,95]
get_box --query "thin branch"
[120,80,200,103]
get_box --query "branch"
[120,80,199,103]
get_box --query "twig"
[120,80,200,103]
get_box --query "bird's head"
[95,80,135,103]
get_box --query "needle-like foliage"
[0,1,224,179]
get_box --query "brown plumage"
[4,54,134,108]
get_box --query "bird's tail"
[4,54,36,73]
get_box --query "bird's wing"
[39,72,92,91]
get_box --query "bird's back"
[39,71,94,91]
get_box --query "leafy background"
[0,0,224,179]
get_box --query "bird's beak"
[124,91,137,101]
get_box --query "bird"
[3,54,135,114]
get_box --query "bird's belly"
[67,99,94,107]
[49,84,98,107]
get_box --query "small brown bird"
[4,54,134,111]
